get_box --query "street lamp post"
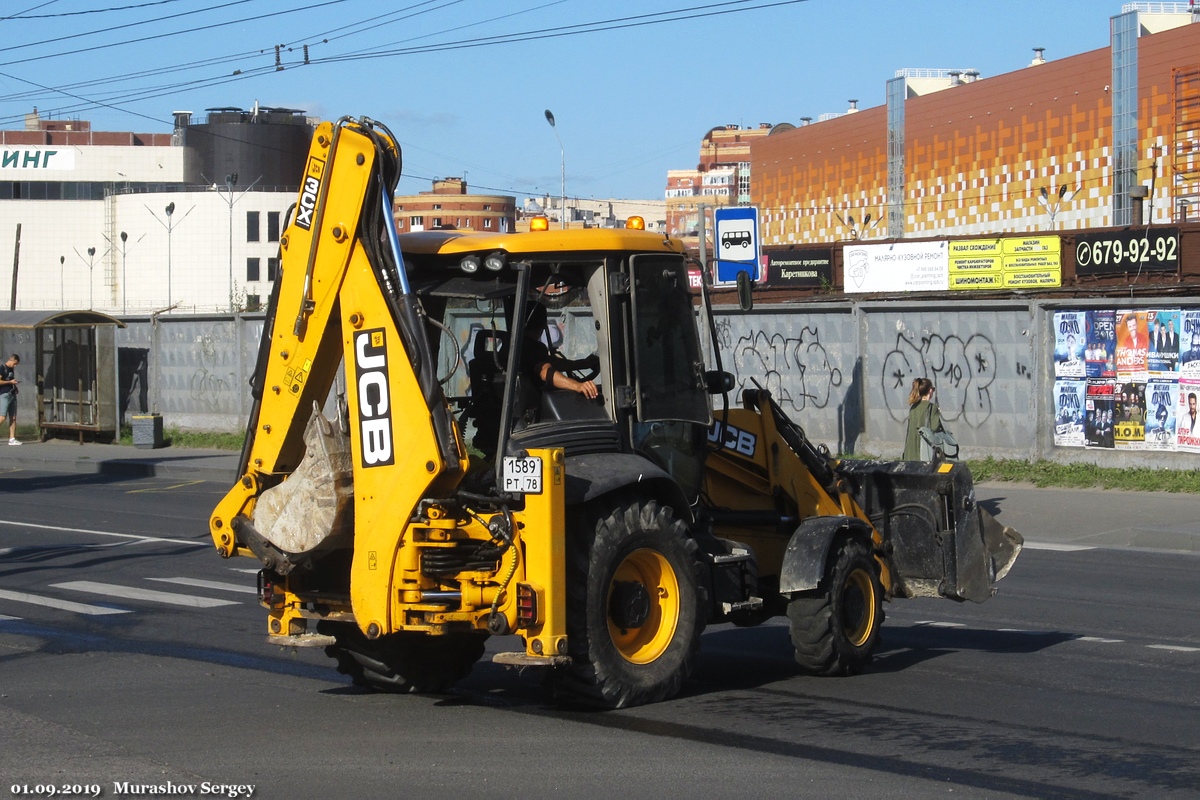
[1038,184,1075,228]
[165,202,175,308]
[59,255,64,309]
[218,173,260,312]
[86,246,96,309]
[120,231,128,314]
[544,109,565,230]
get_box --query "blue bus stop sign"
[713,206,761,286]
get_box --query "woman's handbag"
[917,404,959,460]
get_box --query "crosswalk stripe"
[0,613,21,621]
[0,588,130,616]
[0,519,205,547]
[50,581,238,608]
[1147,644,1200,653]
[147,577,257,595]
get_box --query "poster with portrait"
[1084,379,1115,449]
[1143,378,1177,451]
[1053,379,1086,447]
[1147,309,1181,377]
[1114,310,1149,382]
[1085,309,1116,379]
[1180,310,1200,380]
[1178,379,1200,453]
[1053,310,1087,378]
[1113,380,1146,449]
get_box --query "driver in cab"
[521,301,598,399]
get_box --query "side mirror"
[704,370,735,395]
[736,270,754,311]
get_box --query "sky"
[0,0,1139,201]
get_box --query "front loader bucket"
[837,459,1023,603]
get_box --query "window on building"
[267,211,280,242]
[246,294,261,312]
[483,204,491,210]
[432,217,442,228]
[410,216,421,227]
[246,257,260,282]
[267,257,279,282]
[433,203,442,210]
[484,218,492,229]
[247,211,260,242]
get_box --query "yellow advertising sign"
[949,236,1062,290]
[1003,269,1061,288]
[950,272,1005,290]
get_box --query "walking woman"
[902,377,941,460]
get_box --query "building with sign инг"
[0,106,310,314]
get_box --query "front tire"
[550,497,705,709]
[787,536,883,676]
[319,621,486,693]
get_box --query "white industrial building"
[1,108,312,314]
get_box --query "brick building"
[665,123,774,239]
[393,178,516,234]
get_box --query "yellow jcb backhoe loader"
[210,117,1022,708]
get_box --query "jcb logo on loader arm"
[708,420,757,457]
[295,155,325,231]
[354,329,394,467]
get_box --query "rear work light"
[516,582,539,628]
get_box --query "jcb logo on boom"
[294,155,325,231]
[708,420,757,458]
[354,329,394,467]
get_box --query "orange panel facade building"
[751,6,1200,247]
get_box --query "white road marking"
[51,581,238,608]
[914,620,965,627]
[1023,542,1096,552]
[147,577,256,595]
[1077,636,1124,643]
[1147,644,1200,653]
[0,613,21,620]
[0,519,204,547]
[997,628,1046,634]
[0,588,129,616]
[228,568,260,574]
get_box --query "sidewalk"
[3,439,1198,553]
[1,438,239,482]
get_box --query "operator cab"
[400,227,713,500]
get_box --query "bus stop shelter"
[0,310,125,442]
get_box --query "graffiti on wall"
[721,320,844,412]
[881,330,997,428]
[188,331,235,412]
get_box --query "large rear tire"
[549,497,705,709]
[319,621,486,693]
[787,536,883,676]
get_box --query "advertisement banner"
[1053,311,1087,378]
[1144,378,1177,451]
[1074,228,1180,275]
[1053,379,1086,447]
[763,248,832,288]
[1115,309,1149,382]
[843,241,948,294]
[1181,310,1200,379]
[1085,310,1116,379]
[1085,379,1115,449]
[1147,309,1181,376]
[1113,381,1146,449]
[1179,380,1200,452]
[948,237,1061,290]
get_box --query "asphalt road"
[1,468,1198,798]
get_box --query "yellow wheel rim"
[606,548,680,664]
[842,567,877,647]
